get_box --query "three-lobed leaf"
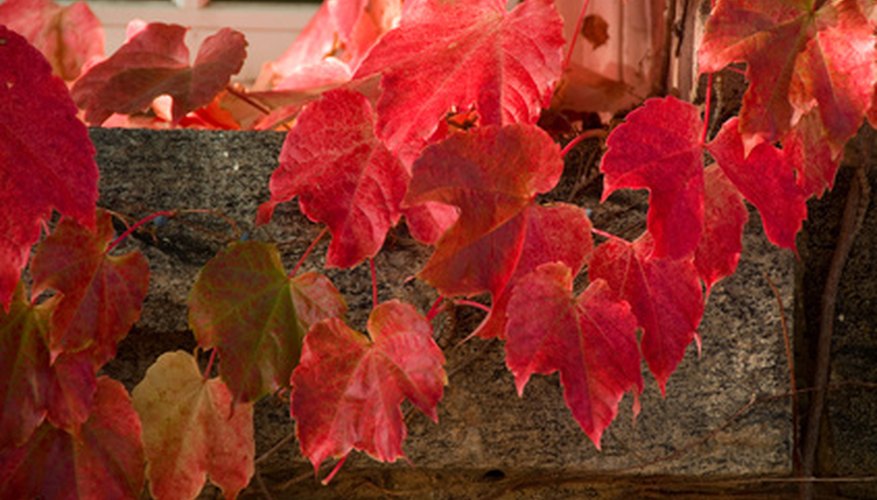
[291,300,446,471]
[189,241,345,403]
[505,263,642,448]
[473,203,593,339]
[133,351,255,500]
[258,88,409,268]
[72,23,247,124]
[403,124,564,297]
[0,26,99,309]
[589,235,704,394]
[699,0,876,145]
[354,0,565,163]
[30,209,150,367]
[600,96,705,259]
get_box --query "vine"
[1,0,875,497]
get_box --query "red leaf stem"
[454,299,491,314]
[202,349,217,381]
[425,296,445,322]
[105,210,177,253]
[560,129,607,158]
[563,0,592,71]
[591,227,623,241]
[321,455,349,485]
[291,227,328,277]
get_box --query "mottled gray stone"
[91,128,794,497]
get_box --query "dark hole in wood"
[481,469,506,482]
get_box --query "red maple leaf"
[589,234,704,394]
[354,0,565,163]
[30,210,150,367]
[699,0,876,145]
[132,351,255,499]
[0,26,98,309]
[291,300,446,472]
[473,203,594,339]
[600,96,705,259]
[505,263,642,448]
[44,352,97,434]
[258,89,409,268]
[403,124,564,297]
[695,165,749,293]
[0,377,145,500]
[707,118,808,251]
[189,241,346,402]
[0,0,104,81]
[71,23,247,125]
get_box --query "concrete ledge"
[92,128,794,496]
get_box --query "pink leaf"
[403,124,564,297]
[473,203,593,339]
[589,235,704,394]
[355,0,564,163]
[258,89,409,268]
[600,96,705,259]
[291,300,446,471]
[505,263,642,448]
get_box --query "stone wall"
[92,128,797,497]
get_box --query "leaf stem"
[321,454,349,485]
[291,227,328,277]
[454,299,490,314]
[701,72,714,144]
[203,349,217,380]
[563,0,592,71]
[591,227,623,241]
[426,296,445,322]
[225,83,272,117]
[105,210,177,254]
[369,258,379,309]
[560,129,608,158]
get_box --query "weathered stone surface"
[797,131,877,499]
[92,128,794,497]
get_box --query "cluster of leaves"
[2,0,877,497]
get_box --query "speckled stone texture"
[91,128,794,497]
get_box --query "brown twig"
[764,272,799,469]
[801,166,871,497]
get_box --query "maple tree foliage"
[0,0,103,81]
[0,377,145,500]
[133,351,255,500]
[71,23,248,125]
[505,263,642,448]
[257,89,409,268]
[291,300,446,471]
[188,241,345,402]
[0,26,98,309]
